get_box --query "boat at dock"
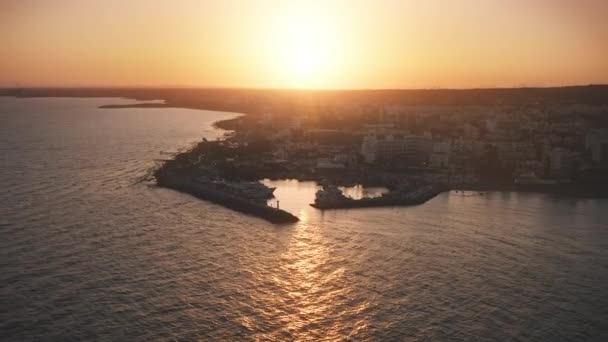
[195,177,275,203]
[156,172,298,224]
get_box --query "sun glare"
[273,9,338,88]
[289,30,323,77]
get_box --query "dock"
[311,185,445,210]
[156,171,299,224]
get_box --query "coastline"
[96,101,249,132]
[449,183,608,199]
[3,93,607,223]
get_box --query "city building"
[585,129,608,164]
[361,127,430,165]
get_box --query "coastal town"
[4,86,608,222]
[212,100,608,188]
[146,87,608,222]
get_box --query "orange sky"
[1,0,607,89]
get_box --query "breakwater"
[311,185,446,210]
[156,172,299,224]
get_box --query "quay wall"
[311,186,446,210]
[157,172,299,224]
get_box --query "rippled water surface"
[1,97,607,341]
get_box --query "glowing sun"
[273,11,338,88]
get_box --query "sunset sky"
[1,0,607,89]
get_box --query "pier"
[311,185,446,210]
[156,171,299,224]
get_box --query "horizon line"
[1,83,607,92]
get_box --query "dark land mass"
[155,168,299,224]
[3,85,608,110]
[5,85,607,132]
[4,85,608,220]
[3,86,608,131]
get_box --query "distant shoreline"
[2,84,607,92]
[98,103,171,109]
[4,85,608,130]
[3,84,608,108]
[3,89,608,202]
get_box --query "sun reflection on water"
[254,221,369,340]
[251,180,382,339]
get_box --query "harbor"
[152,135,452,223]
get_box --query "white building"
[549,148,580,179]
[361,128,430,164]
[429,141,451,168]
[585,129,608,164]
